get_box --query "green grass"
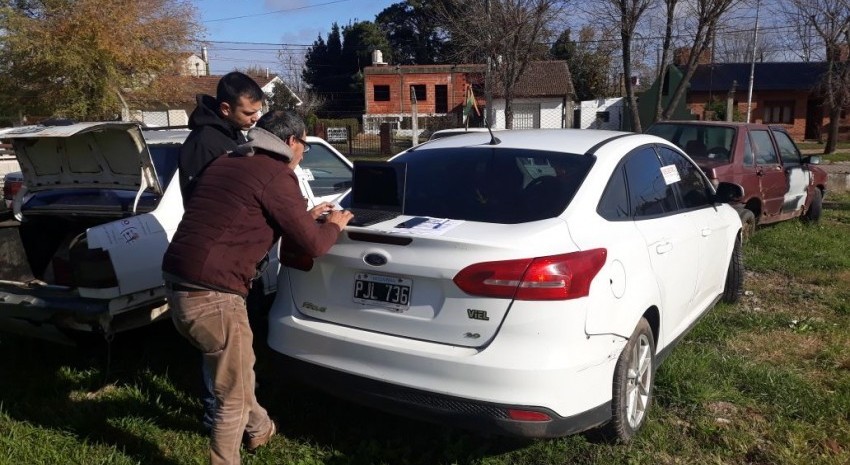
[2,196,850,464]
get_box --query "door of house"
[435,85,448,114]
[805,99,823,140]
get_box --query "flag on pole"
[463,84,480,127]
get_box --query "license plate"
[353,272,412,312]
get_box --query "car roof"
[650,120,771,129]
[413,128,633,155]
[142,127,191,145]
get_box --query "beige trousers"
[167,288,273,465]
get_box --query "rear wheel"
[607,318,655,443]
[803,188,822,223]
[739,209,756,242]
[722,235,744,304]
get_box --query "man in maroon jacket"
[162,110,352,465]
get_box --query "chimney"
[372,49,387,66]
[201,46,210,75]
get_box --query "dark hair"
[256,110,306,142]
[216,71,264,107]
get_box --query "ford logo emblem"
[364,253,388,266]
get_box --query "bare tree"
[661,0,744,121]
[436,0,565,129]
[774,0,822,61]
[593,0,653,132]
[653,0,680,123]
[714,28,780,62]
[780,0,849,154]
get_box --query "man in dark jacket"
[163,110,353,465]
[178,71,264,202]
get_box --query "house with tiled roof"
[124,53,300,127]
[638,61,849,141]
[363,59,575,132]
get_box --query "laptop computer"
[346,160,407,227]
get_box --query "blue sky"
[193,0,397,75]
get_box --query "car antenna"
[485,116,500,145]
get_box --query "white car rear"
[268,129,744,439]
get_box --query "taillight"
[453,249,607,300]
[3,180,21,200]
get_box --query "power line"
[204,0,351,23]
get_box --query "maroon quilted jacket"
[162,128,341,296]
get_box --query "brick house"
[640,61,849,141]
[363,60,575,133]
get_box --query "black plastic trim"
[272,353,612,438]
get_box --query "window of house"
[596,111,610,123]
[763,101,794,124]
[411,84,426,102]
[374,85,390,102]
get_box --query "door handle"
[701,228,712,237]
[655,242,673,254]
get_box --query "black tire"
[803,188,822,223]
[739,209,756,242]
[607,318,655,443]
[722,235,744,304]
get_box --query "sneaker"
[245,419,277,452]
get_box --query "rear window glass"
[149,144,180,188]
[391,147,595,224]
[646,124,735,162]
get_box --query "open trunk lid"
[4,123,162,196]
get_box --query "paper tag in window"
[660,164,680,185]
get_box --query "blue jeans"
[202,355,216,430]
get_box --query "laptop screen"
[350,161,407,213]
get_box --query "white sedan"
[268,129,744,440]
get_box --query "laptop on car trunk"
[346,161,407,227]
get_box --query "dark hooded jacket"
[178,94,247,203]
[163,127,342,296]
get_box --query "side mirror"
[714,182,744,204]
[802,155,822,165]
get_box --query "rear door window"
[623,146,678,218]
[750,130,780,165]
[396,148,594,224]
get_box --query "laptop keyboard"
[347,208,400,227]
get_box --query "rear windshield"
[646,123,736,162]
[389,147,594,224]
[149,143,180,188]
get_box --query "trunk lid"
[4,123,162,196]
[287,218,573,348]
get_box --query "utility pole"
[485,0,494,127]
[745,0,760,123]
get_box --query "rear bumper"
[0,282,169,344]
[273,352,611,438]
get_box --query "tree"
[0,0,200,121]
[550,27,615,101]
[437,0,564,129]
[660,0,744,121]
[302,21,390,118]
[266,81,301,111]
[653,0,680,123]
[779,0,850,154]
[594,0,653,132]
[376,1,451,64]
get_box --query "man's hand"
[309,202,336,220]
[325,209,354,229]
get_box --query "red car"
[646,121,827,237]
